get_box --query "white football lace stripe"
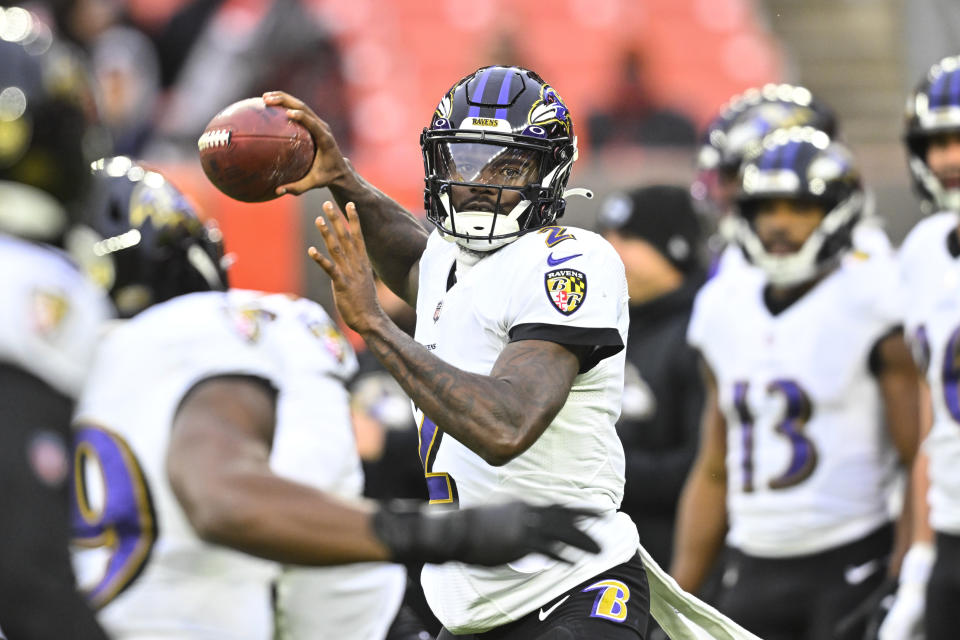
[198,129,231,150]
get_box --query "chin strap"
[563,187,594,200]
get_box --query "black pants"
[0,364,108,639]
[437,553,649,639]
[926,531,960,640]
[714,525,893,640]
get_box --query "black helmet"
[734,126,864,286]
[693,84,837,217]
[0,7,110,242]
[86,156,228,317]
[420,66,590,252]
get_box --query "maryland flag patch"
[545,268,586,315]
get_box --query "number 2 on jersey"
[70,423,157,609]
[415,408,459,506]
[732,379,818,492]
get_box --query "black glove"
[372,500,601,566]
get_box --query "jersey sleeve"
[505,240,626,372]
[851,253,905,334]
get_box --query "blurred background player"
[672,127,920,640]
[597,185,707,640]
[0,9,112,639]
[691,84,839,275]
[885,53,960,640]
[70,156,600,639]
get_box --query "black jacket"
[617,277,705,568]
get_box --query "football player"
[672,126,920,640]
[268,66,765,640]
[0,11,112,639]
[69,156,601,639]
[882,53,960,640]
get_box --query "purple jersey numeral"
[732,381,754,492]
[766,380,817,489]
[732,379,817,492]
[70,424,157,609]
[942,325,960,424]
[417,413,458,506]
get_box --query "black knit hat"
[597,185,703,274]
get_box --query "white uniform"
[71,290,404,639]
[0,234,111,397]
[900,212,960,535]
[689,250,901,557]
[413,227,640,633]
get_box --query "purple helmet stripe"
[782,139,803,170]
[467,67,494,117]
[494,68,515,119]
[759,143,779,170]
[950,69,960,107]
[931,69,950,108]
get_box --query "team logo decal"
[433,300,443,322]
[305,318,349,363]
[582,579,630,622]
[545,268,586,315]
[129,178,196,232]
[528,85,572,136]
[31,288,69,338]
[226,303,277,343]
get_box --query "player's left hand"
[308,201,385,335]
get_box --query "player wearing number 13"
[672,127,920,639]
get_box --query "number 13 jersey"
[688,251,902,557]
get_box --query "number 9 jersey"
[688,249,903,557]
[70,290,405,639]
[901,211,960,536]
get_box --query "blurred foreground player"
[673,127,919,640]
[884,53,960,640]
[69,157,600,639]
[0,12,112,639]
[270,65,766,639]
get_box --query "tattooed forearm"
[362,317,580,466]
[328,162,428,305]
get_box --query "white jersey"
[0,234,111,397]
[900,212,960,535]
[688,250,901,557]
[414,227,640,633]
[71,290,404,639]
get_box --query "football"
[198,97,315,202]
